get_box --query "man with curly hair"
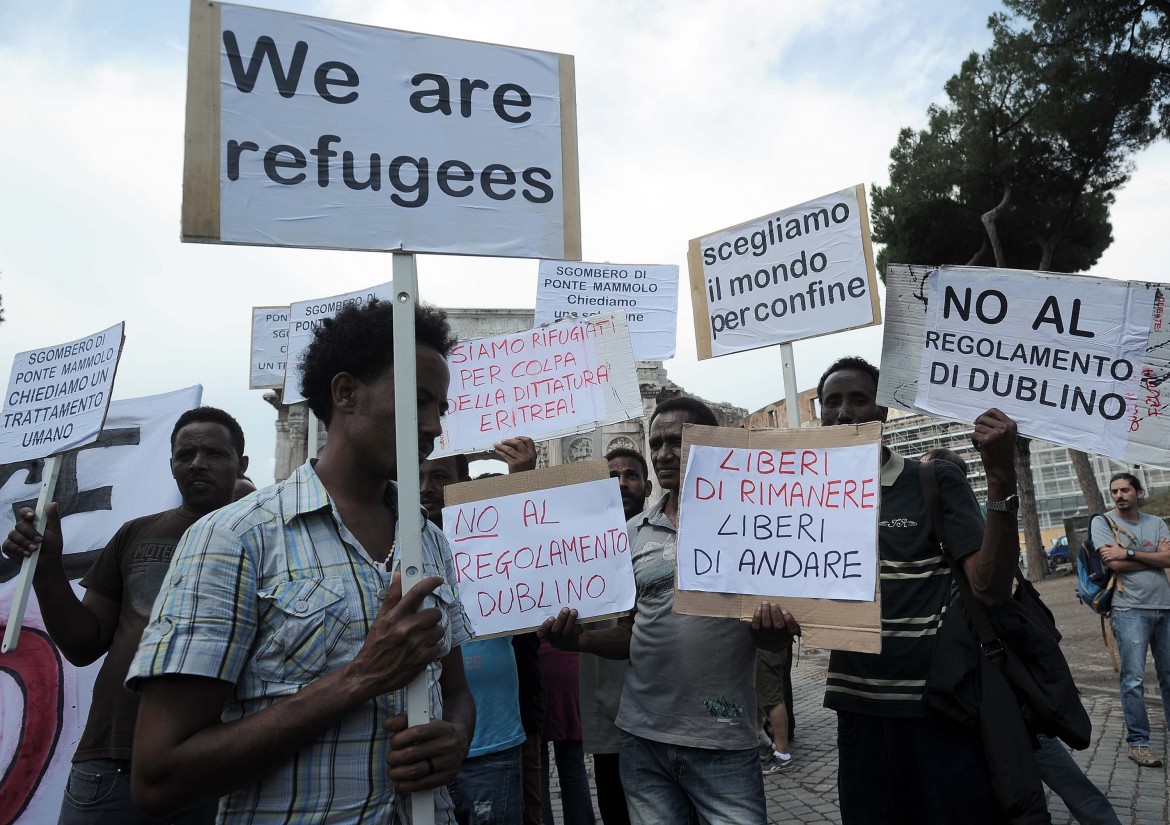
[128,300,475,825]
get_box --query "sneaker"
[761,754,796,775]
[1128,745,1163,767]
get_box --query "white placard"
[0,323,125,464]
[912,267,1158,462]
[0,386,199,825]
[442,477,634,637]
[185,1,579,259]
[677,443,880,601]
[434,313,643,455]
[250,306,290,389]
[534,261,679,360]
[282,283,394,405]
[688,184,881,359]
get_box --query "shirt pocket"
[254,576,351,686]
[429,581,459,656]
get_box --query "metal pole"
[779,342,802,429]
[3,453,64,653]
[391,253,435,825]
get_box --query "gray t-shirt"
[1091,509,1170,610]
[615,494,758,751]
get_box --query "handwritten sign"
[673,423,883,653]
[282,283,394,405]
[433,313,643,455]
[183,1,580,259]
[878,265,1170,467]
[250,306,289,389]
[687,184,881,359]
[0,323,125,464]
[442,461,634,637]
[534,260,679,360]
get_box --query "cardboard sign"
[433,313,643,455]
[673,423,883,653]
[183,1,581,259]
[0,323,125,464]
[282,283,394,404]
[0,386,199,825]
[250,306,289,389]
[879,265,1170,468]
[687,184,881,359]
[534,260,679,360]
[442,461,634,637]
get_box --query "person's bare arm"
[538,608,633,660]
[2,503,118,665]
[1101,538,1170,570]
[132,575,446,818]
[384,647,476,794]
[960,409,1019,606]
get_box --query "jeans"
[618,733,765,825]
[1034,736,1120,825]
[542,740,595,825]
[1111,607,1170,746]
[451,745,523,825]
[58,759,217,825]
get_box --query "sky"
[1,0,1167,484]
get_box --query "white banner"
[443,477,633,637]
[250,306,289,389]
[0,323,125,464]
[184,1,579,259]
[677,442,880,601]
[434,313,643,456]
[534,261,679,360]
[688,184,880,359]
[282,283,394,405]
[0,386,200,825]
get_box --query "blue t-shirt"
[463,637,526,757]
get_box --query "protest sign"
[673,423,883,653]
[687,184,881,359]
[442,460,633,638]
[183,0,580,259]
[282,283,394,404]
[534,260,679,360]
[0,323,124,464]
[250,306,289,389]
[0,386,199,825]
[878,264,1170,468]
[433,312,643,455]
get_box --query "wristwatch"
[986,493,1020,513]
[1126,546,1136,559]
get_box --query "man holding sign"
[816,357,1021,825]
[128,301,474,825]
[540,397,796,825]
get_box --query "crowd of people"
[3,298,1167,825]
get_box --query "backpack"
[1075,514,1123,616]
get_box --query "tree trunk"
[1069,448,1106,514]
[1016,436,1047,581]
[966,239,989,266]
[982,185,1012,267]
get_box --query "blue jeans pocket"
[64,763,121,807]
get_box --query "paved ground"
[547,568,1170,824]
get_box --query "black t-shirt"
[75,508,197,761]
[825,454,984,718]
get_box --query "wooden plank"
[181,0,221,243]
[687,237,713,359]
[558,54,582,261]
[855,183,883,325]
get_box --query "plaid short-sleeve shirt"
[129,460,472,824]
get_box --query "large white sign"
[0,386,199,825]
[250,306,289,389]
[443,477,633,637]
[282,283,394,405]
[434,313,643,455]
[878,265,1170,466]
[534,260,679,361]
[0,323,124,464]
[182,1,580,259]
[677,442,880,601]
[688,184,881,359]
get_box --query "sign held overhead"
[250,306,289,390]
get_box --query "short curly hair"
[649,396,718,430]
[817,356,880,401]
[299,299,456,426]
[605,447,649,480]
[171,407,246,457]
